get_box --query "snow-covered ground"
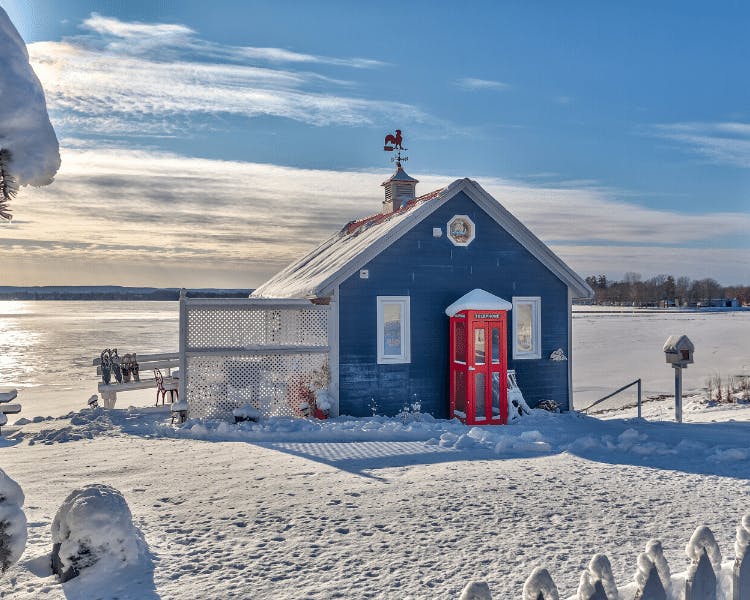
[3,396,750,598]
[1,307,749,598]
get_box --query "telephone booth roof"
[445,288,513,317]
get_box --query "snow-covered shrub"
[0,468,27,575]
[459,580,492,599]
[51,484,144,582]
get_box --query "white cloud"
[455,78,510,92]
[653,121,750,168]
[81,13,385,68]
[26,14,413,136]
[4,147,747,287]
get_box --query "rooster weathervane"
[383,129,408,166]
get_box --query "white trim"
[446,214,476,246]
[376,296,411,364]
[328,285,340,416]
[567,287,573,411]
[512,296,542,359]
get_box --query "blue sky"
[2,1,748,287]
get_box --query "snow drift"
[0,6,60,187]
[0,468,27,574]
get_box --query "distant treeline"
[0,287,253,301]
[584,273,749,306]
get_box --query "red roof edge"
[343,188,445,235]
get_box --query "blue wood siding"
[337,191,569,418]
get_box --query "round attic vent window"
[447,215,475,246]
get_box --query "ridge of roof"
[252,177,593,300]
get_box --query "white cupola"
[381,162,418,214]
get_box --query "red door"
[467,317,508,424]
[450,312,508,424]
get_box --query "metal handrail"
[580,378,642,416]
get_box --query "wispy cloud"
[455,77,510,92]
[4,147,747,286]
[28,14,414,137]
[652,121,750,168]
[81,13,385,68]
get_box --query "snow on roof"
[444,289,512,316]
[663,335,694,353]
[0,7,60,186]
[252,178,594,300]
[381,165,418,184]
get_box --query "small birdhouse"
[663,335,694,367]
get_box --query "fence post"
[634,540,670,600]
[577,554,618,600]
[637,378,642,418]
[684,526,721,600]
[523,567,559,600]
[178,289,187,414]
[459,581,492,600]
[734,514,750,600]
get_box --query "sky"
[1,0,748,287]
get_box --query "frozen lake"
[0,301,748,418]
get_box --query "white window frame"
[512,296,541,359]
[377,296,411,364]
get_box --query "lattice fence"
[459,515,750,600]
[179,297,330,420]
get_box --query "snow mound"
[51,484,144,581]
[460,580,492,599]
[232,403,261,421]
[27,409,114,445]
[523,566,559,600]
[0,7,60,186]
[0,468,27,574]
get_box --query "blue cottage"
[253,164,593,421]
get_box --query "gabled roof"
[252,178,594,299]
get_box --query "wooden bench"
[0,388,21,434]
[93,352,179,408]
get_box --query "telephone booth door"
[450,310,508,425]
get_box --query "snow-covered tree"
[0,468,27,575]
[0,6,60,220]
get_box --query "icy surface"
[0,7,60,186]
[51,484,144,575]
[445,288,513,316]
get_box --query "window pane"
[474,328,485,364]
[455,321,466,363]
[491,327,500,363]
[516,303,534,354]
[475,372,486,419]
[492,372,500,418]
[455,370,466,414]
[382,303,402,356]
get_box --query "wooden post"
[734,514,750,600]
[178,289,188,417]
[674,366,683,423]
[637,378,642,418]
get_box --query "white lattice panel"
[186,304,327,350]
[187,352,329,420]
[181,299,330,421]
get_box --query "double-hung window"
[377,296,411,364]
[512,297,541,359]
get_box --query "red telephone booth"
[446,290,512,425]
